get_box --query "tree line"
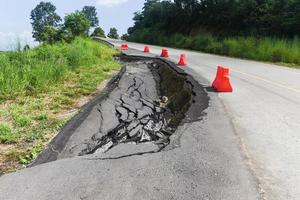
[125,0,300,40]
[31,2,120,44]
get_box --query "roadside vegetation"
[107,28,120,39]
[0,2,121,173]
[0,37,120,173]
[128,33,300,67]
[124,0,300,67]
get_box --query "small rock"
[141,98,155,109]
[123,103,137,114]
[141,130,152,142]
[144,120,155,131]
[129,124,143,137]
[95,141,113,154]
[116,106,128,121]
[140,116,151,124]
[127,120,140,131]
[138,107,153,119]
[153,121,164,132]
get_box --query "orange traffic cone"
[144,46,150,53]
[212,66,233,93]
[178,54,187,66]
[160,48,169,58]
[120,43,128,50]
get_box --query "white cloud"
[96,0,129,7]
[0,31,38,51]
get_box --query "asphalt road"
[0,38,299,200]
[105,38,300,200]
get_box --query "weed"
[35,113,48,121]
[19,144,44,165]
[14,115,32,127]
[0,124,17,144]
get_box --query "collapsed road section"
[31,55,209,165]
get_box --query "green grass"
[0,124,17,144]
[129,31,300,67]
[0,37,120,100]
[0,37,121,172]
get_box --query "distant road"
[105,38,300,200]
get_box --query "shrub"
[14,115,32,127]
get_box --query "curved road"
[0,38,299,200]
[106,38,300,200]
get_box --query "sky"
[0,0,145,51]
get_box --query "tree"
[107,28,119,39]
[82,6,99,27]
[30,2,61,42]
[64,11,90,37]
[91,27,105,37]
[126,0,300,39]
[40,25,60,44]
[121,34,129,40]
[283,0,300,36]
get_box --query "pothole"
[79,55,200,157]
[31,54,209,165]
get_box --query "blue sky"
[0,0,145,50]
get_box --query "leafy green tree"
[40,25,60,44]
[283,0,300,36]
[126,0,300,39]
[64,11,90,37]
[121,34,129,40]
[30,2,61,42]
[91,27,105,37]
[82,6,99,27]
[107,28,119,39]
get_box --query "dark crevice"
[85,149,163,161]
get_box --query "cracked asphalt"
[61,59,173,158]
[0,47,260,200]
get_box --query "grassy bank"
[0,37,120,172]
[128,32,300,67]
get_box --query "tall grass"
[0,37,120,172]
[129,31,300,67]
[0,37,118,100]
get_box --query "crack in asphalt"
[79,62,173,156]
[86,150,161,161]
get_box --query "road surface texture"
[0,38,298,200]
[104,38,300,200]
[0,49,259,200]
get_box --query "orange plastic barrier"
[160,48,169,58]
[212,66,233,93]
[178,54,187,66]
[120,43,129,50]
[144,46,150,53]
